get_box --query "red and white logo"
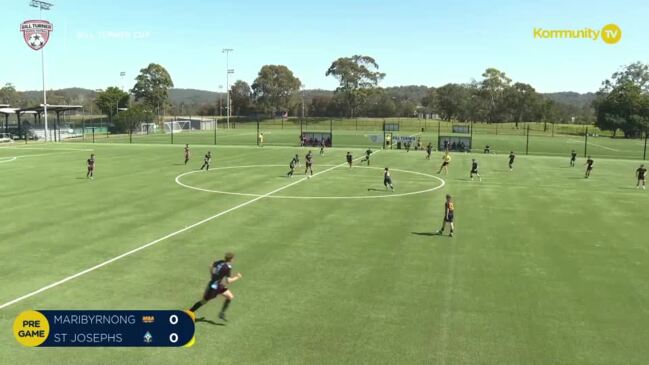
[20,20,53,51]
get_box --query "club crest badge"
[20,20,53,51]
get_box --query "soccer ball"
[28,34,45,48]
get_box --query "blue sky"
[2,0,647,93]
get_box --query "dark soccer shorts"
[445,214,454,223]
[471,169,478,174]
[203,283,227,300]
[384,178,392,185]
[442,161,449,167]
[87,166,94,171]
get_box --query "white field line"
[567,139,620,152]
[0,151,378,310]
[0,146,93,151]
[0,157,17,163]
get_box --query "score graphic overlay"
[13,310,195,347]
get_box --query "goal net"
[0,133,14,143]
[139,123,159,134]
[163,121,191,133]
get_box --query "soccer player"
[360,148,372,165]
[438,152,451,175]
[636,164,646,189]
[287,156,296,178]
[426,143,432,160]
[384,167,394,191]
[570,150,577,167]
[508,151,516,171]
[585,156,594,178]
[437,194,455,237]
[294,154,300,167]
[258,132,264,147]
[86,154,96,179]
[346,152,353,168]
[470,159,481,181]
[305,150,314,177]
[200,151,212,171]
[184,144,190,165]
[188,252,242,322]
[320,140,325,156]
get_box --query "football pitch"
[1,141,648,364]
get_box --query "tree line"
[1,58,647,138]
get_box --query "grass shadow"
[411,232,440,237]
[196,317,225,326]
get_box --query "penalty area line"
[0,151,379,310]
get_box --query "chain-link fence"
[61,117,649,160]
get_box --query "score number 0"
[169,314,178,344]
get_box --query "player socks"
[220,299,231,315]
[189,300,205,312]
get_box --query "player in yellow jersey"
[438,151,451,175]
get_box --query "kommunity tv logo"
[533,23,621,44]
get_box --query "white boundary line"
[0,157,17,163]
[175,164,445,199]
[0,151,378,310]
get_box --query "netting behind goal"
[163,121,191,133]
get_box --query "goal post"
[163,121,191,133]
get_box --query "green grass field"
[1,140,648,364]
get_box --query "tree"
[0,83,23,106]
[602,61,649,93]
[594,81,649,138]
[433,83,471,121]
[594,62,649,138]
[95,87,129,123]
[131,63,174,117]
[326,55,385,118]
[230,80,252,116]
[503,82,542,127]
[114,104,154,141]
[251,65,301,115]
[480,68,512,123]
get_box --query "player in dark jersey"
[86,154,96,179]
[188,252,242,322]
[384,167,394,191]
[508,151,515,171]
[305,151,314,178]
[184,144,190,165]
[346,152,353,168]
[360,148,372,165]
[636,164,646,189]
[570,150,577,167]
[426,143,432,160]
[200,151,212,171]
[320,140,325,156]
[287,157,296,178]
[294,154,300,167]
[585,156,594,178]
[437,194,455,237]
[470,159,481,181]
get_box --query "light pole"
[30,0,53,142]
[120,71,126,92]
[222,48,233,129]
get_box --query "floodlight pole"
[31,1,54,142]
[222,48,233,129]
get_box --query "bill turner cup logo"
[20,20,53,51]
